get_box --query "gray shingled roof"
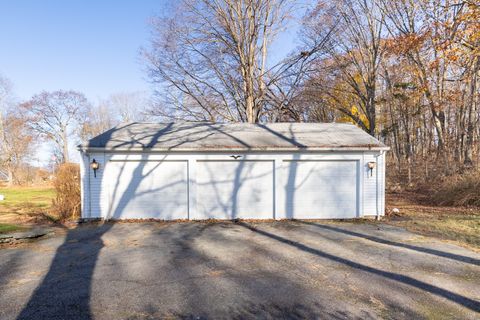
[79,122,389,152]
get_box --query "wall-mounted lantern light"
[367,161,376,177]
[90,159,100,178]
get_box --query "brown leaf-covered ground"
[385,192,480,251]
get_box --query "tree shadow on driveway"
[154,222,360,319]
[298,221,480,266]
[236,222,480,313]
[17,223,112,320]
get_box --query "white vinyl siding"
[79,152,89,218]
[377,152,386,216]
[88,152,107,218]
[363,153,381,216]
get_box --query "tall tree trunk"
[61,127,69,163]
[367,89,376,136]
[464,58,479,166]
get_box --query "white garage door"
[283,160,358,219]
[195,160,274,220]
[106,160,188,219]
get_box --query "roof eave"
[78,146,390,153]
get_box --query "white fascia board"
[77,146,390,153]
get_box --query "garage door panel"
[195,160,274,219]
[283,160,358,219]
[107,161,188,219]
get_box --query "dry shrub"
[432,170,480,207]
[51,163,81,220]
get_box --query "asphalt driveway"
[0,221,479,319]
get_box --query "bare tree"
[108,91,149,122]
[303,0,386,135]
[144,0,295,123]
[21,91,91,163]
[1,112,35,185]
[80,100,114,141]
[0,75,36,185]
[0,75,16,184]
[80,91,150,140]
[0,75,13,155]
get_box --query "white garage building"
[78,122,388,220]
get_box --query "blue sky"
[0,0,304,165]
[0,0,165,101]
[0,0,303,103]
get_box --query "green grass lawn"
[0,187,56,226]
[0,187,55,209]
[0,223,24,234]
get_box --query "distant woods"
[0,85,149,185]
[145,0,480,182]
